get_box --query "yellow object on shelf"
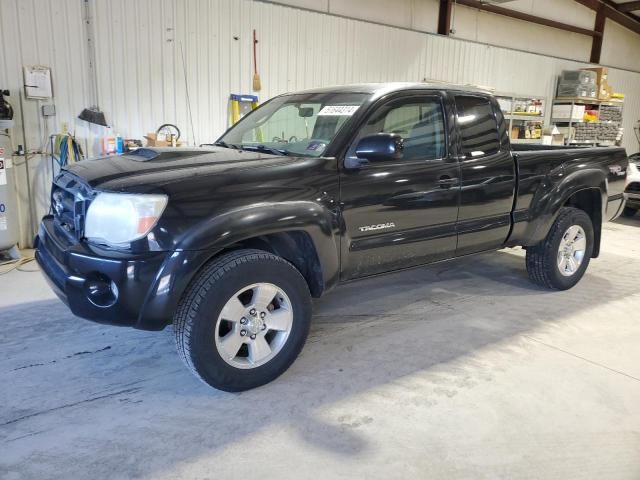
[583,112,598,122]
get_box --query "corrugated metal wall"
[2,0,640,247]
[0,0,92,247]
[91,0,640,150]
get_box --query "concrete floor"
[1,218,640,480]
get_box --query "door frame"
[336,89,462,280]
[450,92,516,255]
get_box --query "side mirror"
[355,133,404,163]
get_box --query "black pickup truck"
[36,83,628,391]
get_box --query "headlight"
[85,193,168,245]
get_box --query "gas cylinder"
[0,89,19,254]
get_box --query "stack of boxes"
[596,103,624,144]
[596,123,620,143]
[556,68,615,101]
[557,70,597,99]
[573,123,597,142]
[573,123,619,143]
[599,103,623,123]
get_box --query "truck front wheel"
[526,207,594,290]
[173,249,312,392]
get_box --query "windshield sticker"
[306,141,327,152]
[318,105,360,116]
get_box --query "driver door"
[339,93,460,280]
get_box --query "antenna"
[180,42,196,146]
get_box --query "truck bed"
[508,145,628,247]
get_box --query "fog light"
[84,273,118,308]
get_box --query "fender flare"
[135,201,340,329]
[525,167,606,246]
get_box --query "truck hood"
[65,147,296,191]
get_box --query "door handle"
[438,176,459,188]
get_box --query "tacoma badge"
[359,222,396,232]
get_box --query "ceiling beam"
[456,0,601,36]
[618,1,640,12]
[601,0,640,22]
[438,0,453,35]
[590,5,607,63]
[574,0,640,35]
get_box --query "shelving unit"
[504,114,545,122]
[551,97,624,146]
[511,138,545,144]
[496,93,547,144]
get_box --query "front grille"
[626,182,640,193]
[51,170,93,242]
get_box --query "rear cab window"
[454,95,500,158]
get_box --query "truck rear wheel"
[174,249,312,392]
[526,207,594,290]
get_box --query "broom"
[252,29,262,92]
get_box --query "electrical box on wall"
[41,104,56,117]
[23,65,53,99]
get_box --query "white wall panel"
[453,5,593,62]
[497,0,595,30]
[87,0,640,149]
[601,19,640,72]
[331,0,417,30]
[2,0,640,248]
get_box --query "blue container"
[115,134,124,154]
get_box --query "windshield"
[218,92,369,157]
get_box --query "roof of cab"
[288,82,494,97]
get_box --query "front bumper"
[36,216,170,329]
[625,192,640,210]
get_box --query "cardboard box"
[144,132,182,147]
[583,68,611,100]
[551,133,565,146]
[598,84,611,101]
[552,104,585,121]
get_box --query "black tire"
[621,207,637,218]
[526,207,594,290]
[174,249,312,392]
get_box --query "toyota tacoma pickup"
[36,83,629,391]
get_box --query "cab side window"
[454,95,500,158]
[348,97,446,162]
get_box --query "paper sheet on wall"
[24,65,53,99]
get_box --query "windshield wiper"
[214,141,240,149]
[240,144,290,156]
